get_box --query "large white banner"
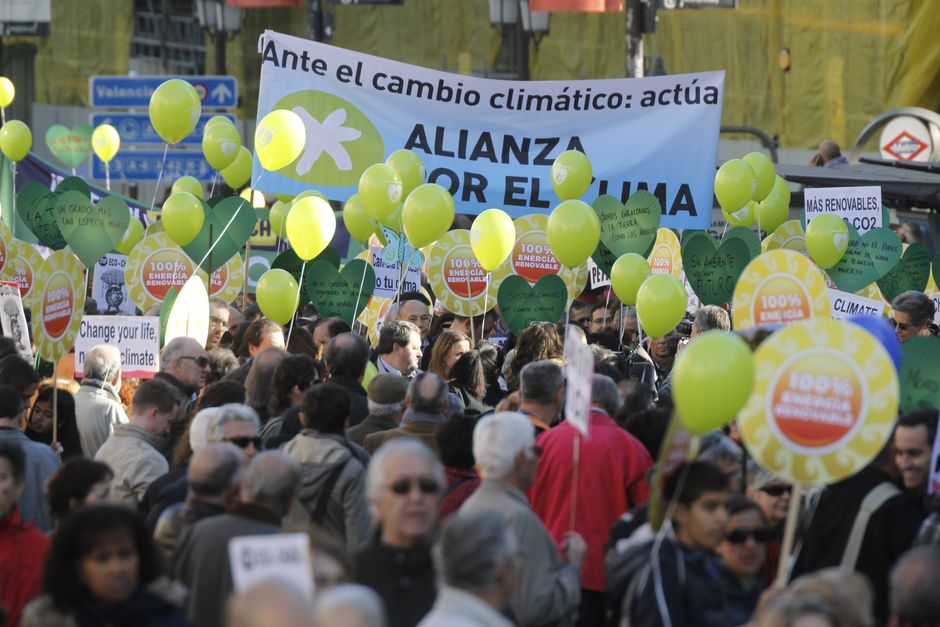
[254,30,724,230]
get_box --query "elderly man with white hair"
[355,438,444,627]
[459,412,586,627]
[314,584,387,627]
[74,343,128,457]
[418,509,518,627]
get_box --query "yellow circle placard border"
[732,249,829,331]
[428,229,497,317]
[125,231,197,313]
[647,227,683,279]
[32,250,86,362]
[490,214,587,306]
[208,253,245,304]
[738,318,898,486]
[4,239,45,310]
[762,219,806,254]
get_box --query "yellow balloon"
[115,218,144,255]
[343,194,376,243]
[255,109,306,171]
[0,120,31,162]
[610,253,651,306]
[714,159,756,213]
[256,269,299,325]
[402,183,455,248]
[380,203,403,234]
[270,200,290,238]
[149,79,201,144]
[91,124,120,163]
[359,163,402,221]
[276,193,294,203]
[0,77,14,108]
[171,175,204,199]
[551,150,593,201]
[239,188,266,208]
[162,192,205,246]
[470,208,515,271]
[286,196,336,261]
[386,149,425,198]
[202,120,241,170]
[743,152,775,202]
[295,190,328,202]
[724,201,756,228]
[636,274,687,338]
[204,115,234,131]
[221,146,252,189]
[546,199,600,267]
[756,175,791,234]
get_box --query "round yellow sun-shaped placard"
[762,220,806,254]
[125,231,197,313]
[647,227,683,278]
[0,219,12,276]
[738,318,899,486]
[428,230,497,317]
[490,214,587,305]
[732,249,829,330]
[206,253,245,304]
[3,239,45,310]
[32,250,86,362]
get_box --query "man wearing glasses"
[890,291,936,342]
[206,298,231,351]
[355,438,444,627]
[157,337,212,410]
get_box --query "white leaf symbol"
[293,106,363,175]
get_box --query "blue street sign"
[92,150,214,182]
[89,75,238,109]
[90,113,236,146]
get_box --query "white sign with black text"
[93,254,136,315]
[75,316,160,379]
[828,289,884,321]
[587,258,610,289]
[564,331,594,436]
[371,247,421,299]
[804,186,882,234]
[228,533,314,598]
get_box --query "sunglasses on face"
[225,436,262,449]
[387,477,440,496]
[760,484,792,497]
[178,355,211,368]
[725,528,772,544]
[891,319,920,332]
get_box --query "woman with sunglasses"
[717,495,770,625]
[890,290,937,342]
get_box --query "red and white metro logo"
[882,131,928,161]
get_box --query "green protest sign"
[681,232,750,306]
[877,242,929,302]
[54,191,130,268]
[496,273,568,336]
[304,258,376,324]
[591,240,617,277]
[899,335,940,413]
[722,226,761,261]
[45,124,93,170]
[827,225,901,294]
[594,191,660,258]
[56,176,91,198]
[272,246,341,306]
[183,197,256,274]
[17,183,67,250]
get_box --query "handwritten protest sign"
[306,259,376,323]
[804,186,882,234]
[497,274,567,336]
[228,533,314,598]
[681,232,750,305]
[75,316,160,378]
[826,225,901,294]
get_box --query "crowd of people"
[0,283,939,627]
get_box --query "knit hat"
[367,374,409,405]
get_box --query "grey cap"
[367,373,409,405]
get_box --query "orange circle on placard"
[649,243,673,275]
[769,349,864,452]
[141,249,192,300]
[443,245,487,299]
[42,271,73,340]
[12,260,33,299]
[511,231,560,283]
[752,274,811,325]
[210,263,228,296]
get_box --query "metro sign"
[882,130,928,161]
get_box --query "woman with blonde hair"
[427,330,470,380]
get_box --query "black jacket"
[354,531,437,627]
[329,374,369,427]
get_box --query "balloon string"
[193,197,247,273]
[209,170,219,197]
[351,258,369,329]
[481,271,490,344]
[286,260,305,347]
[148,143,170,214]
[9,161,16,239]
[105,162,111,191]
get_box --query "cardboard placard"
[0,281,32,361]
[564,329,594,436]
[75,316,160,379]
[93,253,135,315]
[828,289,884,320]
[804,186,882,234]
[228,533,314,598]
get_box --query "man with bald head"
[364,372,449,455]
[811,140,848,167]
[75,343,128,457]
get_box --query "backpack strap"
[840,481,901,569]
[442,475,472,499]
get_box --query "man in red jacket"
[0,441,49,627]
[530,374,652,626]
